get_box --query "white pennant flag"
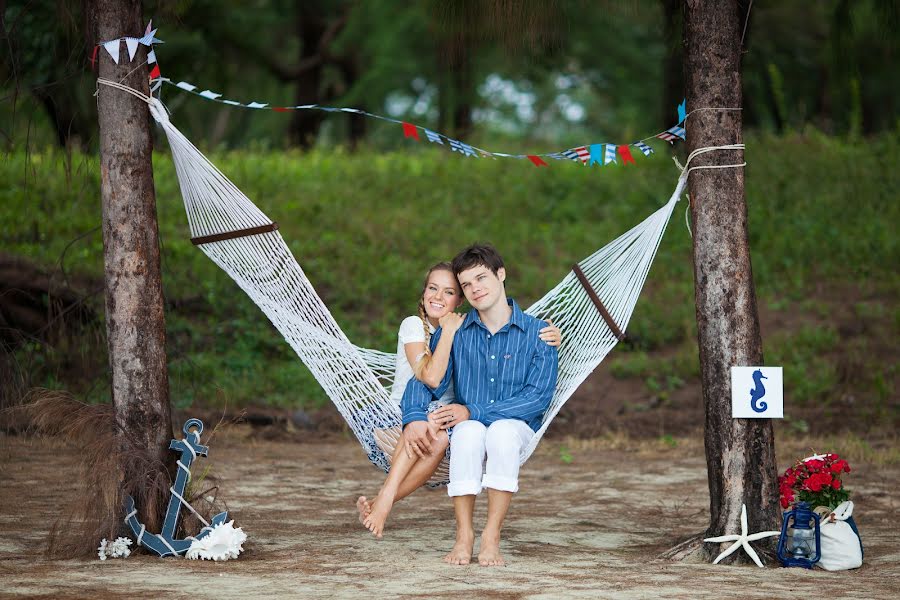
[125,37,140,61]
[147,50,156,64]
[103,40,121,64]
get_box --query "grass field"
[2,129,897,422]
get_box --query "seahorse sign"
[749,369,768,413]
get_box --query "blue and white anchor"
[124,418,228,557]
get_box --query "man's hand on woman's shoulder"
[539,318,562,347]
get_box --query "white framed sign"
[731,366,783,418]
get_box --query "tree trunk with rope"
[665,0,780,563]
[88,0,173,529]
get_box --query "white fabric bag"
[817,501,863,571]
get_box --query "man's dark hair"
[451,243,505,276]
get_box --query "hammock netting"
[147,98,686,486]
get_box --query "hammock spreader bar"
[191,222,279,246]
[572,263,627,341]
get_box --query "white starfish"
[704,504,781,567]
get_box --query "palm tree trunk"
[681,0,779,562]
[88,0,173,527]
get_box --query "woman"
[357,261,560,537]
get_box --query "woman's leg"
[363,430,449,537]
[390,430,449,502]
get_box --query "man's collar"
[463,298,525,331]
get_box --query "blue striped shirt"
[401,299,558,432]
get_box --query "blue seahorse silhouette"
[749,369,768,413]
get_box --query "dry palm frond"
[20,389,225,558]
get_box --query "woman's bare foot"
[356,496,371,525]
[443,529,475,565]
[478,533,505,567]
[362,493,393,538]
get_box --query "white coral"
[98,537,132,560]
[185,521,247,561]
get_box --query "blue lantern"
[777,501,821,568]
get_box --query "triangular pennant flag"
[424,129,443,144]
[103,40,121,64]
[449,139,478,157]
[589,144,604,166]
[617,145,636,165]
[402,122,419,140]
[148,64,161,80]
[126,37,140,61]
[527,155,548,167]
[678,99,686,124]
[667,125,686,139]
[140,29,160,46]
[145,20,153,36]
[247,102,268,109]
[147,49,156,64]
[604,144,617,165]
[633,141,653,156]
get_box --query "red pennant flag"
[402,122,420,140]
[527,155,548,167]
[148,64,161,80]
[273,107,293,112]
[617,145,636,165]
[89,45,100,69]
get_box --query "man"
[401,243,558,567]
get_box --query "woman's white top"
[389,315,456,406]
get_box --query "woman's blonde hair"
[413,261,456,381]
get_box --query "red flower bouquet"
[778,453,852,510]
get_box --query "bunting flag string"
[98,25,703,169]
[93,21,163,89]
[160,74,690,168]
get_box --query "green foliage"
[2,130,897,411]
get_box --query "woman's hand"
[539,319,562,347]
[438,312,465,335]
[430,404,470,429]
[403,421,437,459]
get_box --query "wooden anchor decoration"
[124,418,228,557]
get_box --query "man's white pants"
[447,419,534,497]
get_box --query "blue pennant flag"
[449,139,478,157]
[633,141,653,157]
[678,99,686,124]
[424,129,443,144]
[604,144,617,165]
[589,144,604,166]
[667,125,686,139]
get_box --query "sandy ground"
[1,430,898,599]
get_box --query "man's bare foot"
[362,493,393,538]
[356,496,371,525]
[443,530,475,565]
[478,533,505,567]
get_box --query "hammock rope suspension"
[96,80,742,485]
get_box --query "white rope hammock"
[103,81,741,485]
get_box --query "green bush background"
[2,129,897,419]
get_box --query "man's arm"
[467,337,558,427]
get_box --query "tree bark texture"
[88,0,173,481]
[683,0,780,561]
